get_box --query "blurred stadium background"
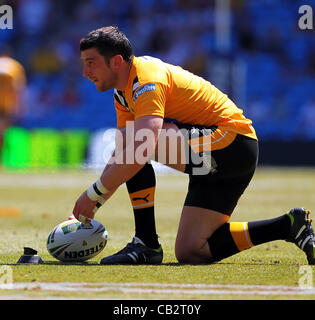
[1,0,315,170]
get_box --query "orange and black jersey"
[114,56,257,150]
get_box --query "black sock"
[248,214,291,245]
[208,214,291,262]
[126,162,160,249]
[133,208,159,248]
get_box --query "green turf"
[1,167,315,299]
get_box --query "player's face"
[81,48,118,92]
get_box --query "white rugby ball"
[47,218,108,262]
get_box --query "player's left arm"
[72,115,163,220]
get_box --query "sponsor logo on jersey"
[133,83,156,102]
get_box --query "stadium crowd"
[1,0,315,140]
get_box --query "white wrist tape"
[86,178,109,201]
[95,178,109,194]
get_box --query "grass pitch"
[1,167,315,299]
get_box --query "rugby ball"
[47,218,108,262]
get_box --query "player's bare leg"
[175,206,229,263]
[176,205,315,265]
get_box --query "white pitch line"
[1,282,315,296]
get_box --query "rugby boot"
[286,207,315,265]
[100,236,163,265]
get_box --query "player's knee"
[175,242,206,264]
[175,246,194,263]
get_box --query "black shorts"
[175,122,258,216]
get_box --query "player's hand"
[72,190,97,222]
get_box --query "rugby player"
[73,26,315,265]
[0,55,26,152]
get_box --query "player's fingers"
[78,214,91,225]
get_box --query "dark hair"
[80,26,133,64]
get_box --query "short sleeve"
[133,82,167,120]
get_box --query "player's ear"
[110,55,124,70]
